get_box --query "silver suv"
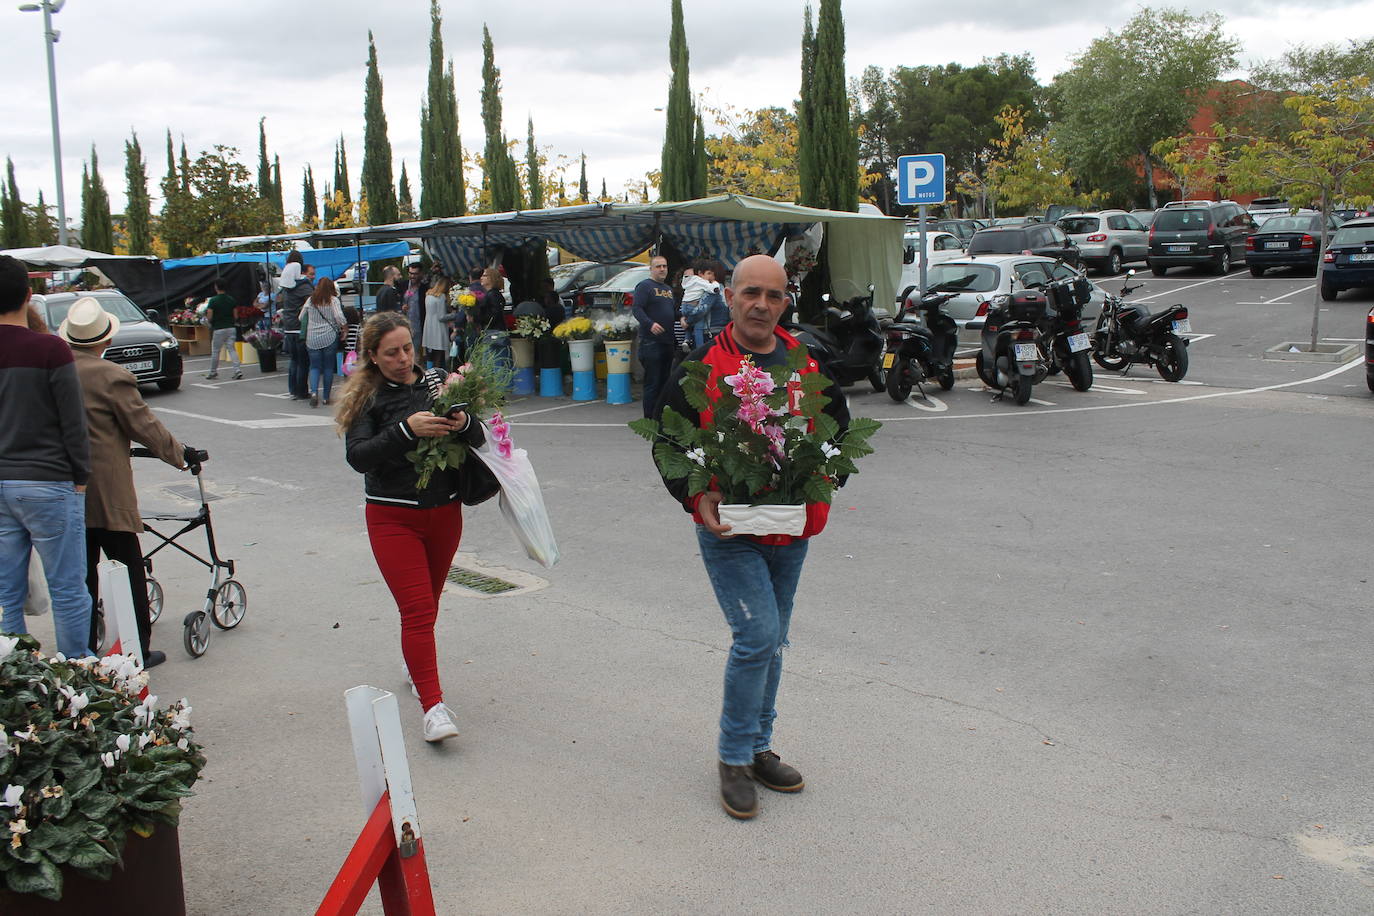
[1056,210,1149,275]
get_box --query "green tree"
[301,165,318,228]
[1,158,29,249]
[157,146,279,254]
[704,104,800,201]
[256,119,273,204]
[123,131,153,254]
[578,153,588,203]
[81,146,114,253]
[525,117,544,209]
[852,65,899,212]
[1222,78,1374,350]
[480,25,520,212]
[796,5,817,204]
[659,0,700,201]
[419,0,465,218]
[28,192,56,245]
[160,131,191,258]
[801,0,857,210]
[361,31,399,226]
[693,112,707,198]
[397,161,415,220]
[334,136,351,206]
[1252,39,1374,96]
[1053,8,1239,207]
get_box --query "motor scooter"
[1092,270,1191,381]
[784,286,886,391]
[1037,275,1095,391]
[882,289,959,401]
[968,290,1049,405]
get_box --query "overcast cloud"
[3,0,1371,224]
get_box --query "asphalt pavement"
[23,273,1373,914]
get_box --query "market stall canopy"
[217,196,903,309]
[164,241,410,281]
[1,244,158,269]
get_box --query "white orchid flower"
[1,786,23,810]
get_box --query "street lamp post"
[19,0,67,246]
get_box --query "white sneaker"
[401,663,420,699]
[422,703,459,743]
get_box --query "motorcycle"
[882,289,959,401]
[1037,275,1095,392]
[969,289,1049,406]
[1091,270,1191,382]
[784,286,886,392]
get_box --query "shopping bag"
[24,549,50,617]
[342,350,359,376]
[468,431,559,568]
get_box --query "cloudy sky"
[3,0,1371,224]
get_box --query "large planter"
[510,337,537,395]
[717,503,807,537]
[255,347,278,372]
[0,824,186,915]
[603,339,634,405]
[568,338,596,401]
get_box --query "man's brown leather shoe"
[751,750,804,792]
[718,762,759,819]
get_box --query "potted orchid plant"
[629,347,881,535]
[0,634,204,908]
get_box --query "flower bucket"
[510,338,537,395]
[603,340,633,404]
[568,338,595,372]
[256,348,278,372]
[717,503,807,537]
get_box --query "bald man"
[648,255,852,819]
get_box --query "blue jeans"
[0,481,92,658]
[285,333,310,399]
[695,526,809,765]
[308,341,339,400]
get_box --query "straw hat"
[58,297,120,348]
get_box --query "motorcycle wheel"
[868,367,886,393]
[1012,372,1033,405]
[886,359,912,401]
[1092,342,1129,371]
[975,350,997,387]
[1067,351,1094,391]
[1156,334,1189,382]
[936,365,955,391]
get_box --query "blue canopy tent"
[163,241,410,281]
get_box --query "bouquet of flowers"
[243,328,283,351]
[167,309,202,327]
[233,304,265,326]
[628,347,880,507]
[407,341,514,488]
[552,317,594,341]
[784,246,819,282]
[593,313,638,341]
[0,634,205,901]
[512,315,551,339]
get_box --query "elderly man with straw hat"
[60,297,195,668]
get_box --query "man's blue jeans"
[0,481,92,658]
[696,526,809,766]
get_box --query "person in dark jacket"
[336,312,485,744]
[374,265,403,313]
[278,251,314,399]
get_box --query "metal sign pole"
[918,205,928,300]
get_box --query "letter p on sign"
[896,154,946,207]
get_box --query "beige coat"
[72,349,184,532]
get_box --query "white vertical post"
[96,559,143,667]
[344,686,423,855]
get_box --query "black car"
[1147,200,1256,276]
[33,290,184,391]
[1319,217,1374,301]
[967,223,1081,266]
[1246,212,1341,276]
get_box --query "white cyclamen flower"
[169,703,192,732]
[1,785,23,810]
[137,732,154,750]
[100,752,117,769]
[685,448,707,467]
[133,695,158,728]
[176,738,189,752]
[115,734,131,754]
[67,692,89,718]
[0,635,17,657]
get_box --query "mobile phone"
[445,402,469,420]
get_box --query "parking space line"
[1134,275,1236,302]
[1235,283,1316,305]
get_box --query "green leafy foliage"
[406,340,513,487]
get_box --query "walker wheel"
[93,600,106,654]
[147,577,163,624]
[183,611,210,657]
[212,579,247,630]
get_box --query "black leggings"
[85,528,153,656]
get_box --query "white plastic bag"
[469,434,559,568]
[24,549,50,617]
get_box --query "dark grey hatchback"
[33,290,184,390]
[1319,217,1374,301]
[966,223,1081,266]
[1147,201,1256,276]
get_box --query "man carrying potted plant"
[632,255,879,820]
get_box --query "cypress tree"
[123,132,153,254]
[419,0,465,218]
[659,0,697,202]
[797,5,817,205]
[525,117,544,209]
[82,147,114,252]
[32,191,56,245]
[161,131,190,258]
[480,25,519,213]
[271,155,284,223]
[578,153,589,203]
[600,178,608,201]
[693,112,708,198]
[397,161,415,220]
[1,158,29,249]
[178,141,190,196]
[803,0,857,211]
[302,165,318,228]
[334,136,351,206]
[322,181,335,228]
[361,31,398,226]
[257,119,272,201]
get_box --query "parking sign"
[896,154,946,206]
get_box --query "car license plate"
[1264,241,1288,250]
[1167,244,1190,252]
[1172,319,1192,334]
[123,360,156,372]
[1014,342,1038,361]
[1350,252,1374,262]
[882,352,895,369]
[1067,333,1091,353]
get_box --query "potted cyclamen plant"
[0,634,204,912]
[629,347,881,536]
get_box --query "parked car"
[336,261,368,295]
[1245,212,1341,276]
[32,290,184,391]
[1247,197,1294,222]
[896,230,967,302]
[968,223,1082,266]
[551,261,639,313]
[986,216,1037,227]
[927,218,985,244]
[1319,217,1374,300]
[1130,208,1161,227]
[1146,200,1256,275]
[577,265,650,311]
[906,255,1106,346]
[1041,204,1079,224]
[1056,210,1150,275]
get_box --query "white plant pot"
[717,503,806,537]
[568,337,595,371]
